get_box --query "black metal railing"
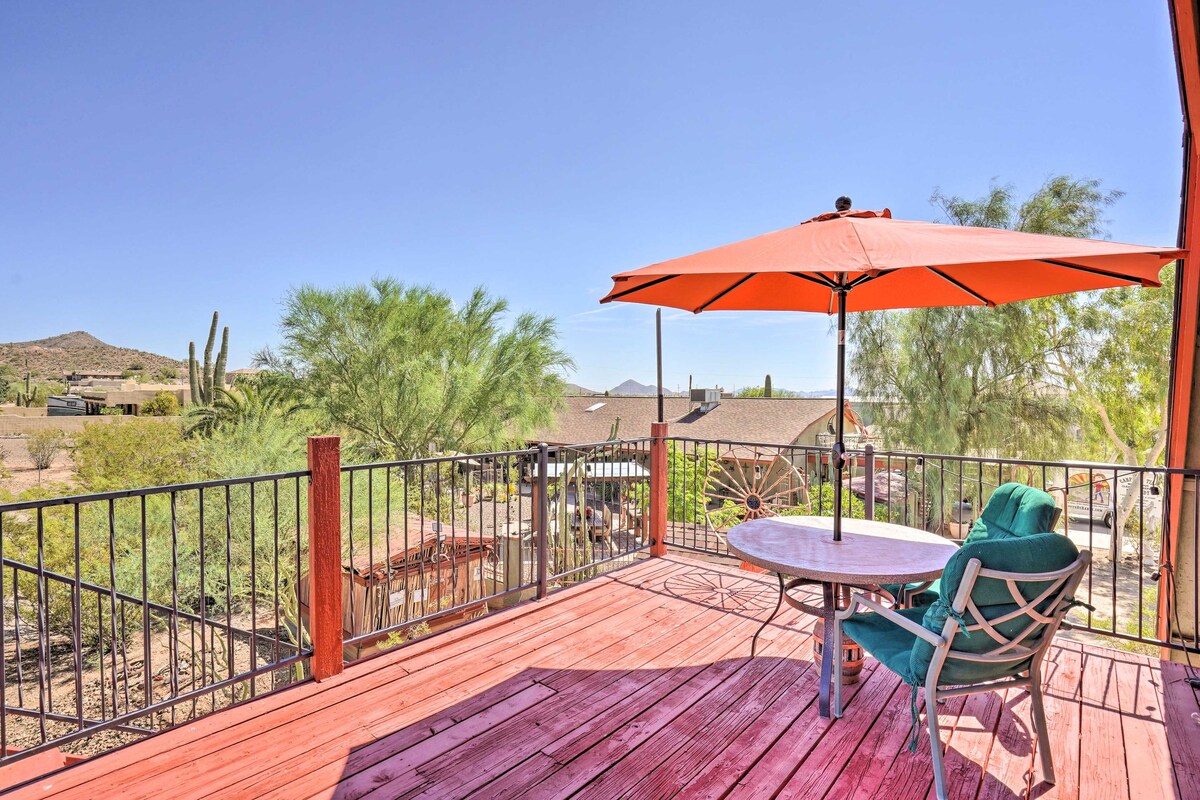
[663,435,1195,656]
[336,440,654,656]
[0,472,311,766]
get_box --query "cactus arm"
[188,341,201,405]
[213,326,229,392]
[202,311,218,404]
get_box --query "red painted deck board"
[2,554,1193,800]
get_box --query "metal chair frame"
[833,550,1091,800]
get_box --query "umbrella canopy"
[600,209,1179,312]
[601,207,1183,541]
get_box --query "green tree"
[851,177,1121,458]
[26,428,68,478]
[73,419,194,491]
[0,364,13,401]
[140,390,181,416]
[257,280,571,459]
[1048,264,1174,553]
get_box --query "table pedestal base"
[750,575,893,718]
[812,617,864,684]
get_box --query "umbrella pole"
[833,286,847,542]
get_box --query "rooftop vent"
[689,388,721,414]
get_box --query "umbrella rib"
[846,269,892,289]
[924,267,995,306]
[602,274,680,302]
[1037,259,1161,287]
[693,274,756,313]
[787,271,839,289]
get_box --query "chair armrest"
[836,592,945,647]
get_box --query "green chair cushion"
[886,483,1060,607]
[909,532,1080,686]
[841,605,928,686]
[963,482,1059,544]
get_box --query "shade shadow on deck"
[3,555,1192,799]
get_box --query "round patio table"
[727,515,958,719]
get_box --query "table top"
[726,515,959,585]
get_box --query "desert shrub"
[26,428,68,473]
[73,419,194,492]
[140,391,181,417]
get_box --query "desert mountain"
[607,379,683,396]
[0,331,185,379]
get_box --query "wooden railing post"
[650,422,668,557]
[307,436,343,681]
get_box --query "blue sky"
[0,2,1184,393]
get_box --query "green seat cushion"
[842,605,928,686]
[910,532,1081,686]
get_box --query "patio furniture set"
[727,482,1090,800]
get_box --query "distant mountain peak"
[0,331,184,378]
[8,331,109,350]
[607,379,681,396]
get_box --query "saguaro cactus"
[764,373,773,398]
[188,311,230,406]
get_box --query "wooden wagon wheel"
[704,446,809,534]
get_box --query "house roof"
[534,395,847,460]
[345,513,491,576]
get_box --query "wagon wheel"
[704,446,809,535]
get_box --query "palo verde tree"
[257,279,572,460]
[1046,264,1175,554]
[188,311,229,406]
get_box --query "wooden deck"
[4,554,1196,799]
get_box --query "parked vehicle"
[1056,465,1163,530]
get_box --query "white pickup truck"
[1055,465,1162,530]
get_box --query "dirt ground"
[0,435,77,495]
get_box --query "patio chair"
[890,482,1062,607]
[833,532,1090,800]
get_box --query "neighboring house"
[75,383,190,416]
[532,394,869,508]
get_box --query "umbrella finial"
[835,196,852,212]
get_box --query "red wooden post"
[307,436,343,681]
[649,422,668,557]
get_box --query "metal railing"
[9,427,1189,771]
[662,435,1196,656]
[336,439,654,655]
[0,472,312,766]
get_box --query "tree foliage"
[852,177,1125,459]
[257,279,571,459]
[73,420,195,491]
[26,428,68,474]
[140,390,181,416]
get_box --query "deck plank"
[1074,647,1129,800]
[6,556,679,800]
[0,554,1181,800]
[1113,653,1175,800]
[1027,642,1082,800]
[229,580,690,800]
[1161,660,1200,799]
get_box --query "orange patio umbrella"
[600,205,1183,540]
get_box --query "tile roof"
[534,395,841,459]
